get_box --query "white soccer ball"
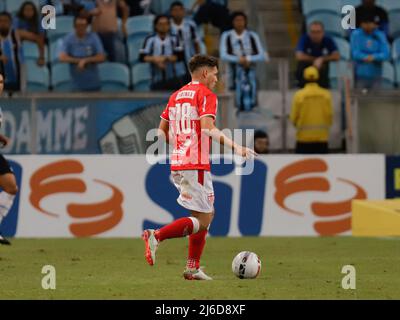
[232,251,261,279]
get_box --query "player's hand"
[234,145,258,160]
[0,135,9,148]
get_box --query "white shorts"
[171,170,214,213]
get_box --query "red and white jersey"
[160,81,218,171]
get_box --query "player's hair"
[188,54,218,73]
[170,1,184,10]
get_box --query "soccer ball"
[232,251,261,279]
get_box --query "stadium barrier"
[0,92,234,155]
[349,91,400,154]
[1,154,390,238]
[352,199,400,236]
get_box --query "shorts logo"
[30,159,124,237]
[208,193,215,204]
[181,192,193,200]
[275,158,367,235]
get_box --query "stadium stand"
[99,62,131,92]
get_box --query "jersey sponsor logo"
[29,159,124,237]
[274,158,367,236]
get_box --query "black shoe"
[0,234,11,245]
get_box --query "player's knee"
[199,222,209,232]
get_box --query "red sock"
[155,217,198,242]
[187,230,207,269]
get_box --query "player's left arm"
[200,116,256,159]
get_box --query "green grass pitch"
[1,237,399,299]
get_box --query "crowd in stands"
[0,0,268,103]
[297,0,400,91]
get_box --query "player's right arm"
[158,119,169,144]
[200,116,256,159]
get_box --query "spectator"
[124,0,145,16]
[295,21,340,89]
[170,1,201,65]
[139,14,186,91]
[350,15,390,90]
[192,0,231,33]
[0,12,24,92]
[40,0,82,16]
[58,16,106,91]
[74,0,98,22]
[14,1,45,66]
[220,11,268,112]
[356,0,389,38]
[290,66,333,154]
[91,0,129,62]
[254,130,269,154]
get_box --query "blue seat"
[302,0,341,17]
[329,60,354,89]
[332,37,350,60]
[127,35,146,65]
[389,11,400,38]
[381,61,395,89]
[99,62,130,91]
[307,14,344,37]
[47,15,74,43]
[26,61,50,92]
[22,41,48,63]
[48,39,63,65]
[131,63,151,91]
[51,63,73,92]
[392,37,400,61]
[150,0,175,14]
[151,0,196,14]
[182,0,196,10]
[6,0,39,14]
[126,15,154,41]
[377,0,400,12]
[341,0,361,7]
[395,61,400,86]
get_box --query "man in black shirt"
[356,0,389,37]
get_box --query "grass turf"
[0,237,399,299]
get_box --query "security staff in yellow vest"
[290,66,333,154]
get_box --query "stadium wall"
[0,93,233,155]
[1,154,392,238]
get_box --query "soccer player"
[142,54,256,280]
[0,73,19,245]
